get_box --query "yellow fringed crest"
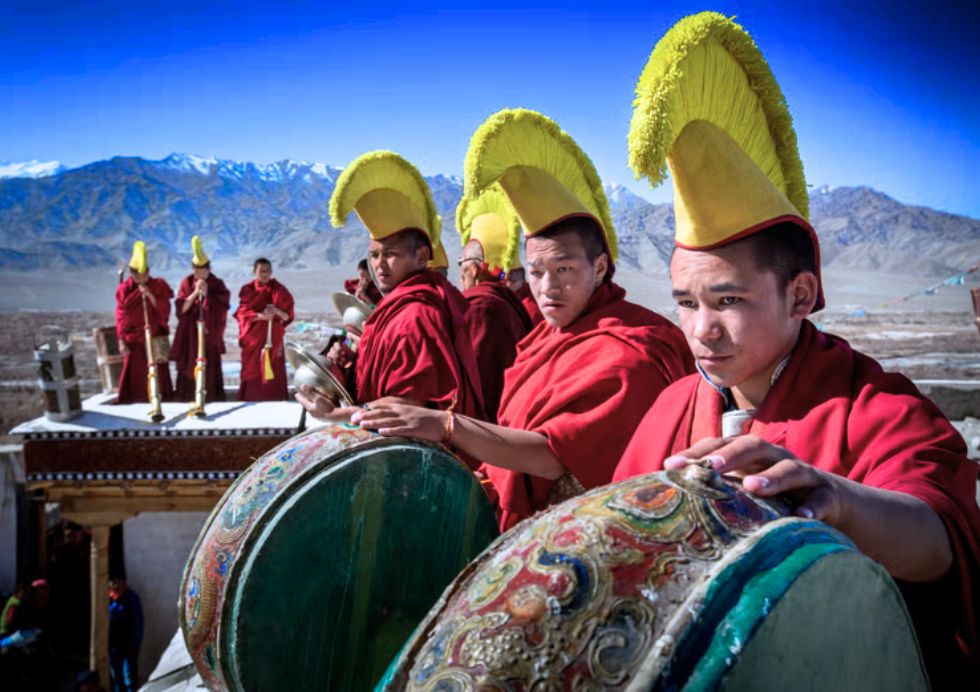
[128,241,148,273]
[191,235,209,267]
[630,11,822,309]
[329,151,441,248]
[456,185,520,274]
[464,108,618,261]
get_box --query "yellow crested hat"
[429,239,449,270]
[329,150,441,251]
[128,241,148,274]
[629,11,823,310]
[463,109,618,263]
[456,185,520,277]
[191,235,209,267]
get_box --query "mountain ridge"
[0,154,977,277]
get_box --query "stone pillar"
[90,524,111,686]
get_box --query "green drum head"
[223,439,498,691]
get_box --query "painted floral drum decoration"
[179,423,499,692]
[380,463,927,691]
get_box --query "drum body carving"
[179,423,499,691]
[381,465,927,690]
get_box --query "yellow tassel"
[628,11,808,219]
[262,348,274,382]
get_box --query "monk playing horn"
[236,258,295,401]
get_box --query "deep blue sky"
[2,1,978,216]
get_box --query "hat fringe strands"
[464,108,618,262]
[456,185,521,273]
[329,150,441,248]
[629,11,808,216]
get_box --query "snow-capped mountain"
[0,154,976,277]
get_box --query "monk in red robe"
[297,151,484,426]
[353,217,693,529]
[343,258,383,305]
[235,258,295,401]
[506,267,543,325]
[613,226,980,685]
[298,230,484,422]
[460,242,533,421]
[115,265,174,404]
[171,262,231,402]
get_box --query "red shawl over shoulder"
[171,274,230,402]
[487,282,693,531]
[514,283,543,326]
[614,320,980,682]
[235,278,295,401]
[356,270,484,420]
[114,276,174,404]
[463,281,533,422]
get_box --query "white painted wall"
[123,511,208,685]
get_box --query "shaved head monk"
[353,110,693,530]
[297,151,484,425]
[614,13,980,686]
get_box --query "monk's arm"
[827,480,952,582]
[351,405,566,480]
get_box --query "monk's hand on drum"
[664,435,843,525]
[351,403,444,442]
[294,383,355,422]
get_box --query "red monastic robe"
[486,282,694,531]
[235,278,295,401]
[171,274,230,402]
[114,277,174,404]
[514,283,544,326]
[463,281,533,422]
[614,320,980,683]
[356,270,484,422]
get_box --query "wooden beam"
[59,495,222,517]
[90,524,111,688]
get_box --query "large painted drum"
[179,423,499,691]
[381,463,928,690]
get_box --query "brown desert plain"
[1,265,979,451]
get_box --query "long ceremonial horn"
[141,289,165,423]
[188,294,208,418]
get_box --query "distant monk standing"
[171,235,230,402]
[115,241,174,404]
[296,150,484,425]
[344,258,383,305]
[236,258,295,401]
[457,187,532,421]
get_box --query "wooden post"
[90,524,111,686]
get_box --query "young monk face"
[130,269,149,285]
[368,233,430,293]
[526,230,608,329]
[253,262,272,285]
[670,242,817,407]
[193,266,211,281]
[506,267,526,292]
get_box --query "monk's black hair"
[530,216,611,282]
[737,221,817,290]
[357,258,369,272]
[253,257,272,270]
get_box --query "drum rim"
[178,425,477,690]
